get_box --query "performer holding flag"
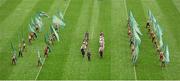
[128,11,142,65]
[11,42,17,65]
[37,50,43,66]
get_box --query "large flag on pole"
[51,26,60,41]
[60,19,66,27]
[29,24,35,33]
[148,9,152,21]
[44,34,49,44]
[58,11,64,20]
[129,11,142,35]
[11,42,16,52]
[132,46,139,64]
[34,17,43,29]
[39,11,49,18]
[53,15,61,26]
[53,15,66,28]
[37,50,43,64]
[164,45,170,63]
[129,11,142,64]
[156,24,163,48]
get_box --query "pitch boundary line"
[133,66,137,80]
[35,58,45,80]
[34,0,71,80]
[63,0,71,16]
[123,0,137,80]
[123,0,128,18]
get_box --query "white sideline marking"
[34,0,71,80]
[124,0,128,19]
[123,0,137,80]
[35,58,45,80]
[63,0,71,16]
[133,66,137,81]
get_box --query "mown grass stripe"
[172,0,180,13]
[141,0,180,79]
[126,0,160,80]
[87,0,111,79]
[124,0,137,80]
[36,0,84,79]
[35,0,71,80]
[0,0,40,79]
[0,0,7,7]
[60,0,93,79]
[0,0,55,79]
[0,0,23,24]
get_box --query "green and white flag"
[11,42,16,53]
[132,46,139,64]
[129,11,142,64]
[156,24,163,48]
[148,9,152,21]
[164,45,170,63]
[37,50,43,64]
[34,17,43,29]
[29,24,35,33]
[58,11,64,20]
[38,11,49,18]
[53,15,66,28]
[129,11,142,35]
[53,15,61,26]
[44,33,49,44]
[51,25,60,41]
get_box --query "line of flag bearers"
[147,10,170,67]
[127,10,170,67]
[128,11,142,65]
[11,11,66,66]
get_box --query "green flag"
[11,42,15,52]
[37,50,43,64]
[164,45,170,63]
[132,46,139,64]
[51,25,60,41]
[152,22,157,33]
[38,11,49,18]
[129,11,142,35]
[53,15,61,26]
[29,24,35,33]
[148,9,152,21]
[44,34,49,44]
[34,17,43,29]
[53,15,66,28]
[152,15,157,24]
[129,11,142,64]
[58,11,64,20]
[156,24,163,48]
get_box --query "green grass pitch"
[0,0,180,80]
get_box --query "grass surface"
[0,0,180,80]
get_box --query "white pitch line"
[133,66,137,81]
[63,0,71,16]
[35,58,46,80]
[123,0,137,80]
[34,0,71,80]
[124,0,128,19]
